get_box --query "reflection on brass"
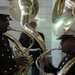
[58,57,75,75]
[8,0,46,75]
[36,48,60,75]
[36,48,75,75]
[18,0,46,52]
[51,0,75,75]
[52,0,75,37]
[3,33,33,75]
[8,27,34,49]
[18,0,46,74]
[8,0,46,52]
[9,0,39,21]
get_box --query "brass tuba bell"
[52,0,75,37]
[52,0,75,75]
[9,0,39,21]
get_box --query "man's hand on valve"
[15,56,28,66]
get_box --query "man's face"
[0,18,9,33]
[60,38,75,54]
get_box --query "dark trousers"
[31,63,39,75]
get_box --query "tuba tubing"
[8,0,46,74]
[18,0,46,52]
[36,48,61,75]
[8,26,34,50]
[57,57,75,75]
[3,32,34,75]
[52,0,75,74]
[36,48,75,75]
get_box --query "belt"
[29,48,41,51]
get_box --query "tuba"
[8,0,46,52]
[52,0,75,37]
[36,0,75,75]
[7,0,46,75]
[3,15,34,75]
[3,32,33,75]
[9,0,39,21]
[36,48,60,75]
[52,0,75,75]
[18,0,46,52]
[0,0,34,75]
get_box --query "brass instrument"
[7,27,35,75]
[18,0,46,52]
[9,0,39,21]
[36,48,60,75]
[8,0,46,52]
[52,0,75,75]
[57,57,75,75]
[3,32,33,75]
[0,0,34,75]
[36,48,75,75]
[18,0,46,74]
[36,0,75,75]
[52,0,75,37]
[8,26,34,50]
[7,0,46,75]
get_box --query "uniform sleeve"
[0,59,19,75]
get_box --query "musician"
[43,32,75,75]
[0,14,28,75]
[19,21,45,75]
